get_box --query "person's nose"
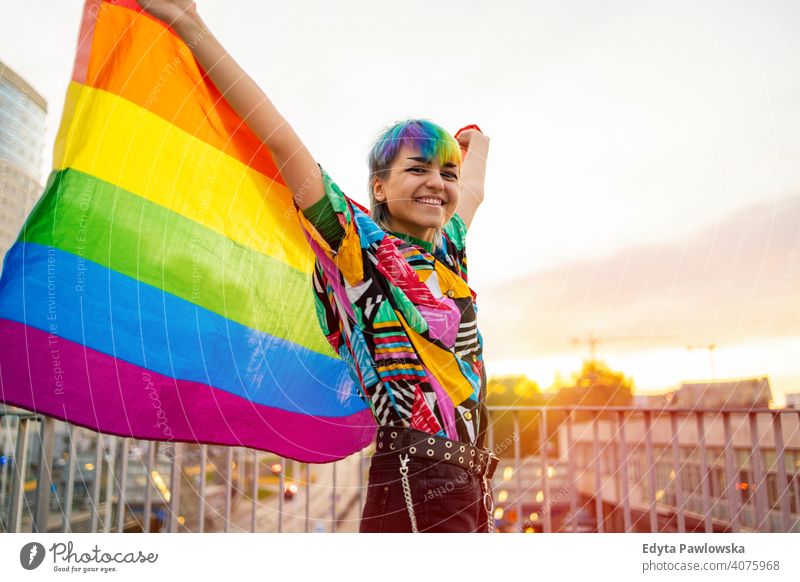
[425,169,445,192]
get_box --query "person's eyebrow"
[406,156,459,170]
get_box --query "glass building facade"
[0,61,47,261]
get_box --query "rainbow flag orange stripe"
[0,0,375,462]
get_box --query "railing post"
[644,410,658,532]
[238,449,246,502]
[669,412,685,533]
[748,412,769,532]
[8,416,32,533]
[143,441,155,533]
[771,411,791,532]
[251,449,258,533]
[695,411,712,532]
[304,463,310,533]
[103,436,117,533]
[795,412,800,532]
[220,446,231,533]
[168,442,183,533]
[331,462,337,533]
[62,424,77,533]
[33,416,56,533]
[617,410,632,532]
[513,410,522,533]
[358,450,365,523]
[0,413,12,531]
[566,410,577,533]
[278,455,284,533]
[539,408,551,533]
[722,412,740,532]
[197,444,206,533]
[116,438,130,532]
[90,433,103,533]
[592,411,604,533]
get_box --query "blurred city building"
[673,377,772,409]
[0,60,47,260]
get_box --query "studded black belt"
[373,426,499,480]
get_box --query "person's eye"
[442,172,458,180]
[407,167,426,174]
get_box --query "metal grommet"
[459,446,465,452]
[469,461,474,468]
[479,453,484,461]
[390,431,397,438]
[444,453,451,460]
[446,289,455,298]
[476,464,482,472]
[379,430,384,437]
[409,446,416,454]
[427,437,435,445]
[459,456,464,463]
[471,450,476,457]
[445,442,453,448]
[389,443,396,450]
[427,449,434,456]
[378,442,383,449]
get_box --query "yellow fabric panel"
[401,312,474,406]
[433,261,472,299]
[53,81,312,274]
[295,194,363,285]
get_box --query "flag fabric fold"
[0,0,376,462]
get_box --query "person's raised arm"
[136,0,325,210]
[454,128,489,230]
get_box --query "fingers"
[454,124,483,140]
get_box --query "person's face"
[373,144,460,241]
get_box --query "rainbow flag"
[0,0,376,462]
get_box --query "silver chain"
[482,473,495,533]
[399,449,494,533]
[398,453,419,533]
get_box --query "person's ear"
[373,177,386,203]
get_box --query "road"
[227,451,369,533]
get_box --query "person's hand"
[136,0,197,26]
[455,126,489,161]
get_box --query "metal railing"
[0,408,366,533]
[2,405,798,533]
[487,406,800,533]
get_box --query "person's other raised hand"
[455,126,488,161]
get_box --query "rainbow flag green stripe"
[21,167,334,357]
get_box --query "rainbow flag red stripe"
[0,0,375,462]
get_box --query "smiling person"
[137,0,496,533]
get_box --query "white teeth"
[416,198,443,206]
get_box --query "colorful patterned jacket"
[295,165,488,447]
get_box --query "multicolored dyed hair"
[367,119,462,247]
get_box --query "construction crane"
[686,343,717,381]
[569,331,676,361]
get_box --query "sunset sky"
[2,0,798,401]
